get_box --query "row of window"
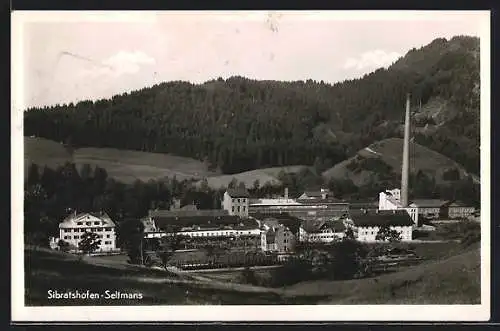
[232,198,247,203]
[183,231,258,237]
[231,206,247,212]
[63,234,113,240]
[76,221,102,226]
[62,227,114,233]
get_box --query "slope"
[322,137,477,187]
[25,137,219,184]
[284,246,480,304]
[194,165,310,190]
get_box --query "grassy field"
[285,244,481,304]
[24,248,324,305]
[194,165,310,190]
[322,137,476,186]
[24,242,480,305]
[24,137,219,184]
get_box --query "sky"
[13,11,487,108]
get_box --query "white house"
[58,212,117,252]
[223,188,250,218]
[345,210,414,242]
[378,188,419,225]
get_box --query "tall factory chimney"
[401,93,411,207]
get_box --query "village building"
[55,211,117,252]
[345,210,414,242]
[444,201,476,219]
[297,188,331,200]
[409,199,449,219]
[298,219,346,243]
[222,187,250,218]
[249,188,349,221]
[258,217,296,253]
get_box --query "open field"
[322,137,478,186]
[24,137,219,184]
[25,137,310,186]
[194,165,310,190]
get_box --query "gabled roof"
[350,210,413,227]
[60,212,115,228]
[226,187,250,198]
[301,219,345,233]
[410,199,449,208]
[447,201,474,207]
[250,212,302,235]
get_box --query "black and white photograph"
[11,10,490,322]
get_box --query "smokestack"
[401,93,411,207]
[284,187,289,200]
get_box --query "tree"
[375,225,402,242]
[228,178,238,189]
[158,227,182,269]
[78,231,101,256]
[58,239,71,252]
[119,219,145,264]
[252,179,260,191]
[344,228,356,241]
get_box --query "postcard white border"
[11,10,491,322]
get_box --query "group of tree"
[24,162,223,248]
[24,36,479,175]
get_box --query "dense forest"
[24,36,480,175]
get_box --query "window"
[106,235,110,238]
[77,222,82,226]
[64,236,68,240]
[243,206,246,211]
[105,241,111,245]
[80,229,86,232]
[237,199,240,203]
[237,206,241,212]
[86,222,91,226]
[232,199,236,203]
[74,235,79,239]
[232,206,235,212]
[94,221,100,225]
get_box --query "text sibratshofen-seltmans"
[47,290,143,300]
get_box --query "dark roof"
[149,209,228,218]
[301,219,345,233]
[152,215,252,231]
[180,204,198,211]
[226,187,250,198]
[348,200,379,209]
[350,210,413,227]
[410,199,449,208]
[250,212,302,235]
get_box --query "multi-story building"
[258,217,296,253]
[378,188,419,225]
[344,210,414,242]
[249,188,349,222]
[58,212,117,252]
[223,188,250,218]
[298,219,346,243]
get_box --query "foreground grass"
[285,245,480,304]
[24,243,480,305]
[24,249,325,306]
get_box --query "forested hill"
[24,35,480,175]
